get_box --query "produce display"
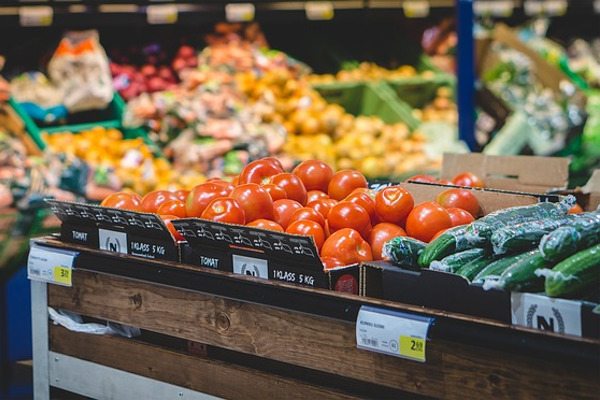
[308,62,435,84]
[385,195,600,301]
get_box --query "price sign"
[356,306,433,362]
[28,243,77,287]
[225,3,255,22]
[474,1,514,17]
[305,1,334,21]
[19,6,53,27]
[544,0,567,16]
[524,0,543,16]
[403,0,429,18]
[147,4,178,24]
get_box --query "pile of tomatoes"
[100,157,482,270]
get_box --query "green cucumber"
[491,212,600,255]
[539,218,600,262]
[497,250,549,292]
[465,197,574,247]
[383,236,427,267]
[544,243,600,298]
[417,225,470,267]
[430,248,489,273]
[473,251,532,283]
[455,255,498,282]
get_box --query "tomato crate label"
[511,293,582,337]
[28,243,77,287]
[356,306,432,362]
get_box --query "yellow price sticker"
[54,266,72,286]
[399,335,426,361]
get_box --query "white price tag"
[524,0,543,16]
[232,254,269,279]
[474,1,514,17]
[511,293,582,337]
[225,3,255,22]
[403,0,429,18]
[543,0,567,16]
[147,4,178,24]
[28,243,77,287]
[19,6,53,27]
[356,306,432,362]
[305,1,334,20]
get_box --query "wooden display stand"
[31,237,599,399]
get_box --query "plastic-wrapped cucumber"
[455,255,498,281]
[473,251,532,283]
[383,236,427,267]
[539,217,600,262]
[538,243,600,298]
[430,248,489,273]
[465,196,574,247]
[491,211,600,255]
[493,250,548,292]
[417,225,471,267]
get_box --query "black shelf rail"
[32,237,600,369]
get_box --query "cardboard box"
[361,261,599,339]
[551,169,600,212]
[175,218,359,294]
[47,200,180,262]
[440,153,570,194]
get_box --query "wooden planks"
[47,270,600,399]
[49,325,363,400]
[48,270,445,397]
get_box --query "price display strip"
[225,3,255,22]
[19,5,53,27]
[524,0,567,16]
[356,305,433,362]
[403,0,429,18]
[474,0,514,17]
[147,4,178,24]
[305,1,334,20]
[28,242,78,287]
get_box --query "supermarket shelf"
[32,236,600,367]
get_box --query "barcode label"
[361,337,379,347]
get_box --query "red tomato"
[321,256,344,270]
[307,198,338,219]
[406,202,453,243]
[368,223,406,261]
[174,189,190,202]
[272,199,303,229]
[270,173,308,205]
[438,179,454,186]
[141,190,179,214]
[374,186,414,225]
[288,207,326,230]
[286,219,325,252]
[307,190,329,203]
[344,192,377,224]
[230,184,274,222]
[569,204,584,214]
[238,158,284,185]
[405,174,437,184]
[201,198,245,225]
[452,172,485,188]
[246,219,284,232]
[262,183,287,202]
[186,183,231,217]
[157,200,187,218]
[446,207,475,227]
[100,192,143,212]
[159,215,185,242]
[321,228,373,265]
[435,188,480,218]
[292,160,333,192]
[231,175,240,186]
[431,229,448,241]
[327,201,372,239]
[328,169,368,201]
[206,179,235,194]
[351,187,376,199]
[262,156,284,170]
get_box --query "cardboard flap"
[583,170,600,194]
[173,218,323,271]
[441,153,570,192]
[46,199,174,241]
